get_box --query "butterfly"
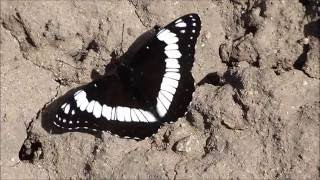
[52,13,201,139]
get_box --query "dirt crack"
[127,0,149,28]
[13,12,37,48]
[83,137,103,178]
[19,84,60,163]
[162,165,170,180]
[1,21,60,82]
[231,92,249,122]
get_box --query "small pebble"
[302,37,309,45]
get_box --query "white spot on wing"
[164,36,179,44]
[76,97,85,108]
[162,77,179,88]
[102,105,112,120]
[157,28,165,35]
[116,106,125,121]
[165,44,179,50]
[135,109,148,122]
[64,104,70,114]
[165,50,182,58]
[53,121,61,127]
[157,29,169,38]
[61,103,67,109]
[164,72,181,80]
[86,100,95,113]
[161,90,174,102]
[74,90,82,96]
[131,109,140,122]
[75,90,90,111]
[79,99,89,111]
[166,68,179,72]
[157,98,167,117]
[158,91,171,109]
[74,90,86,101]
[157,29,174,41]
[161,83,176,94]
[93,101,102,118]
[175,19,183,23]
[165,59,180,68]
[123,107,131,122]
[141,110,157,122]
[165,58,179,64]
[175,22,187,27]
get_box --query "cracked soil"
[1,0,319,179]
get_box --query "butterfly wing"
[125,13,201,122]
[52,14,201,139]
[53,75,162,138]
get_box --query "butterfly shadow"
[41,26,159,136]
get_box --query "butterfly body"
[53,14,201,139]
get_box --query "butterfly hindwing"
[53,14,201,139]
[54,77,161,138]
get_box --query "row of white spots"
[53,120,142,140]
[53,120,96,131]
[55,112,83,125]
[176,16,197,39]
[156,28,183,117]
[191,15,197,32]
[71,90,157,123]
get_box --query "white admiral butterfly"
[52,14,201,139]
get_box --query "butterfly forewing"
[127,13,201,123]
[53,14,201,139]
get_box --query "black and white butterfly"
[53,14,201,139]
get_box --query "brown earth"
[1,0,319,179]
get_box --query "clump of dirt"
[1,0,319,179]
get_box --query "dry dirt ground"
[1,0,319,179]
